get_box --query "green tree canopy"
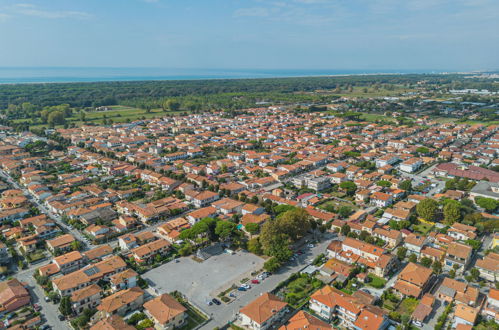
[416,198,439,221]
[339,181,357,195]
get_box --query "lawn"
[412,222,434,235]
[16,105,189,129]
[178,302,209,330]
[396,297,419,316]
[367,274,387,289]
[27,250,46,263]
[277,273,323,308]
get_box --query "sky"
[0,0,498,71]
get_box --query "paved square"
[143,250,264,306]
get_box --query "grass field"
[413,222,434,235]
[367,274,387,289]
[15,105,187,129]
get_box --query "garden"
[274,273,324,308]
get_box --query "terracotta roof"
[71,284,101,302]
[90,315,134,330]
[143,293,187,324]
[97,287,144,314]
[279,310,331,330]
[239,293,287,325]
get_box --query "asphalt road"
[16,267,68,329]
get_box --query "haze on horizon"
[0,0,498,72]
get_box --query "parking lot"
[143,250,265,307]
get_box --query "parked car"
[40,325,50,330]
[58,315,65,321]
[237,287,247,291]
[212,298,221,305]
[307,244,315,248]
[251,279,260,284]
[205,300,213,305]
[241,283,251,289]
[44,296,50,302]
[33,304,41,311]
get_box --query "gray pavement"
[143,234,334,329]
[16,267,68,329]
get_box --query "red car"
[251,279,260,284]
[33,304,41,311]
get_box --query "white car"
[307,244,315,248]
[241,283,251,289]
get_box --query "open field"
[14,105,186,129]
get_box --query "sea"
[0,67,437,84]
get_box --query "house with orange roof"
[131,238,170,264]
[393,263,433,298]
[474,252,499,282]
[411,294,435,327]
[279,310,331,330]
[0,279,30,312]
[144,293,187,330]
[309,286,387,328]
[46,234,75,254]
[370,192,393,208]
[453,304,479,328]
[444,242,472,274]
[237,293,288,330]
[97,287,144,317]
[52,255,127,296]
[71,284,101,315]
[109,269,138,292]
[186,206,217,225]
[53,251,85,274]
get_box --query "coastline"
[0,67,450,85]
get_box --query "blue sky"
[0,0,498,71]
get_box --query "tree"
[275,208,311,241]
[341,224,351,236]
[47,110,66,127]
[470,268,480,281]
[215,220,236,239]
[178,244,192,256]
[137,319,155,330]
[443,200,461,225]
[71,240,82,251]
[338,206,353,219]
[163,99,180,111]
[377,180,392,188]
[127,312,146,325]
[339,181,357,195]
[465,239,481,250]
[416,198,438,221]
[245,223,260,235]
[475,197,499,212]
[408,254,417,263]
[398,180,412,191]
[59,296,72,316]
[247,238,263,255]
[416,146,429,154]
[432,261,442,274]
[420,257,433,267]
[396,247,407,261]
[263,257,281,272]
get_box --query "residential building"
[144,293,187,330]
[237,293,288,330]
